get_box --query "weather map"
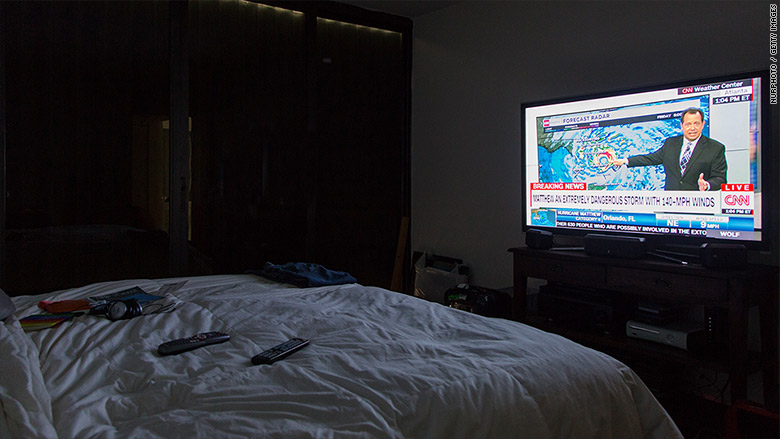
[536,98,709,191]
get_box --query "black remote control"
[158,331,230,356]
[251,337,309,365]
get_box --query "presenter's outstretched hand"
[611,158,627,167]
[698,173,710,191]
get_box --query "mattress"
[1,274,682,438]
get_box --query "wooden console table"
[509,246,778,405]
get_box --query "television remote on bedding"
[157,331,230,356]
[251,337,309,365]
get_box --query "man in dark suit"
[611,108,727,191]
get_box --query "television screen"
[521,71,771,248]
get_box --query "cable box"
[584,233,646,259]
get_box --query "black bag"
[443,284,512,319]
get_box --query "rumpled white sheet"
[3,275,682,439]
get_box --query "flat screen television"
[521,70,774,253]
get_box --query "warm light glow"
[238,2,399,34]
[317,17,400,35]
[241,0,304,16]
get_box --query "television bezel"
[519,69,775,252]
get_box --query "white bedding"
[2,275,682,439]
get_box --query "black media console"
[509,246,778,406]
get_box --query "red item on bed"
[38,299,91,313]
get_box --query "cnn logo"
[723,194,752,206]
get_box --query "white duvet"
[1,275,682,439]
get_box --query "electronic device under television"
[521,70,775,260]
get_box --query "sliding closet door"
[3,1,171,294]
[1,0,410,294]
[189,1,309,274]
[190,0,409,286]
[188,1,410,287]
[313,18,407,287]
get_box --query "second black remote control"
[158,331,230,356]
[251,337,309,365]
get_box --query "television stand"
[508,246,778,406]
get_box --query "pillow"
[0,289,16,321]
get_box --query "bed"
[1,274,682,438]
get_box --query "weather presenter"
[611,108,727,191]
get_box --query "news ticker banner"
[529,183,756,235]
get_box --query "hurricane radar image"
[536,99,709,191]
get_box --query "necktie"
[680,141,693,174]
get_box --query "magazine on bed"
[22,282,186,330]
